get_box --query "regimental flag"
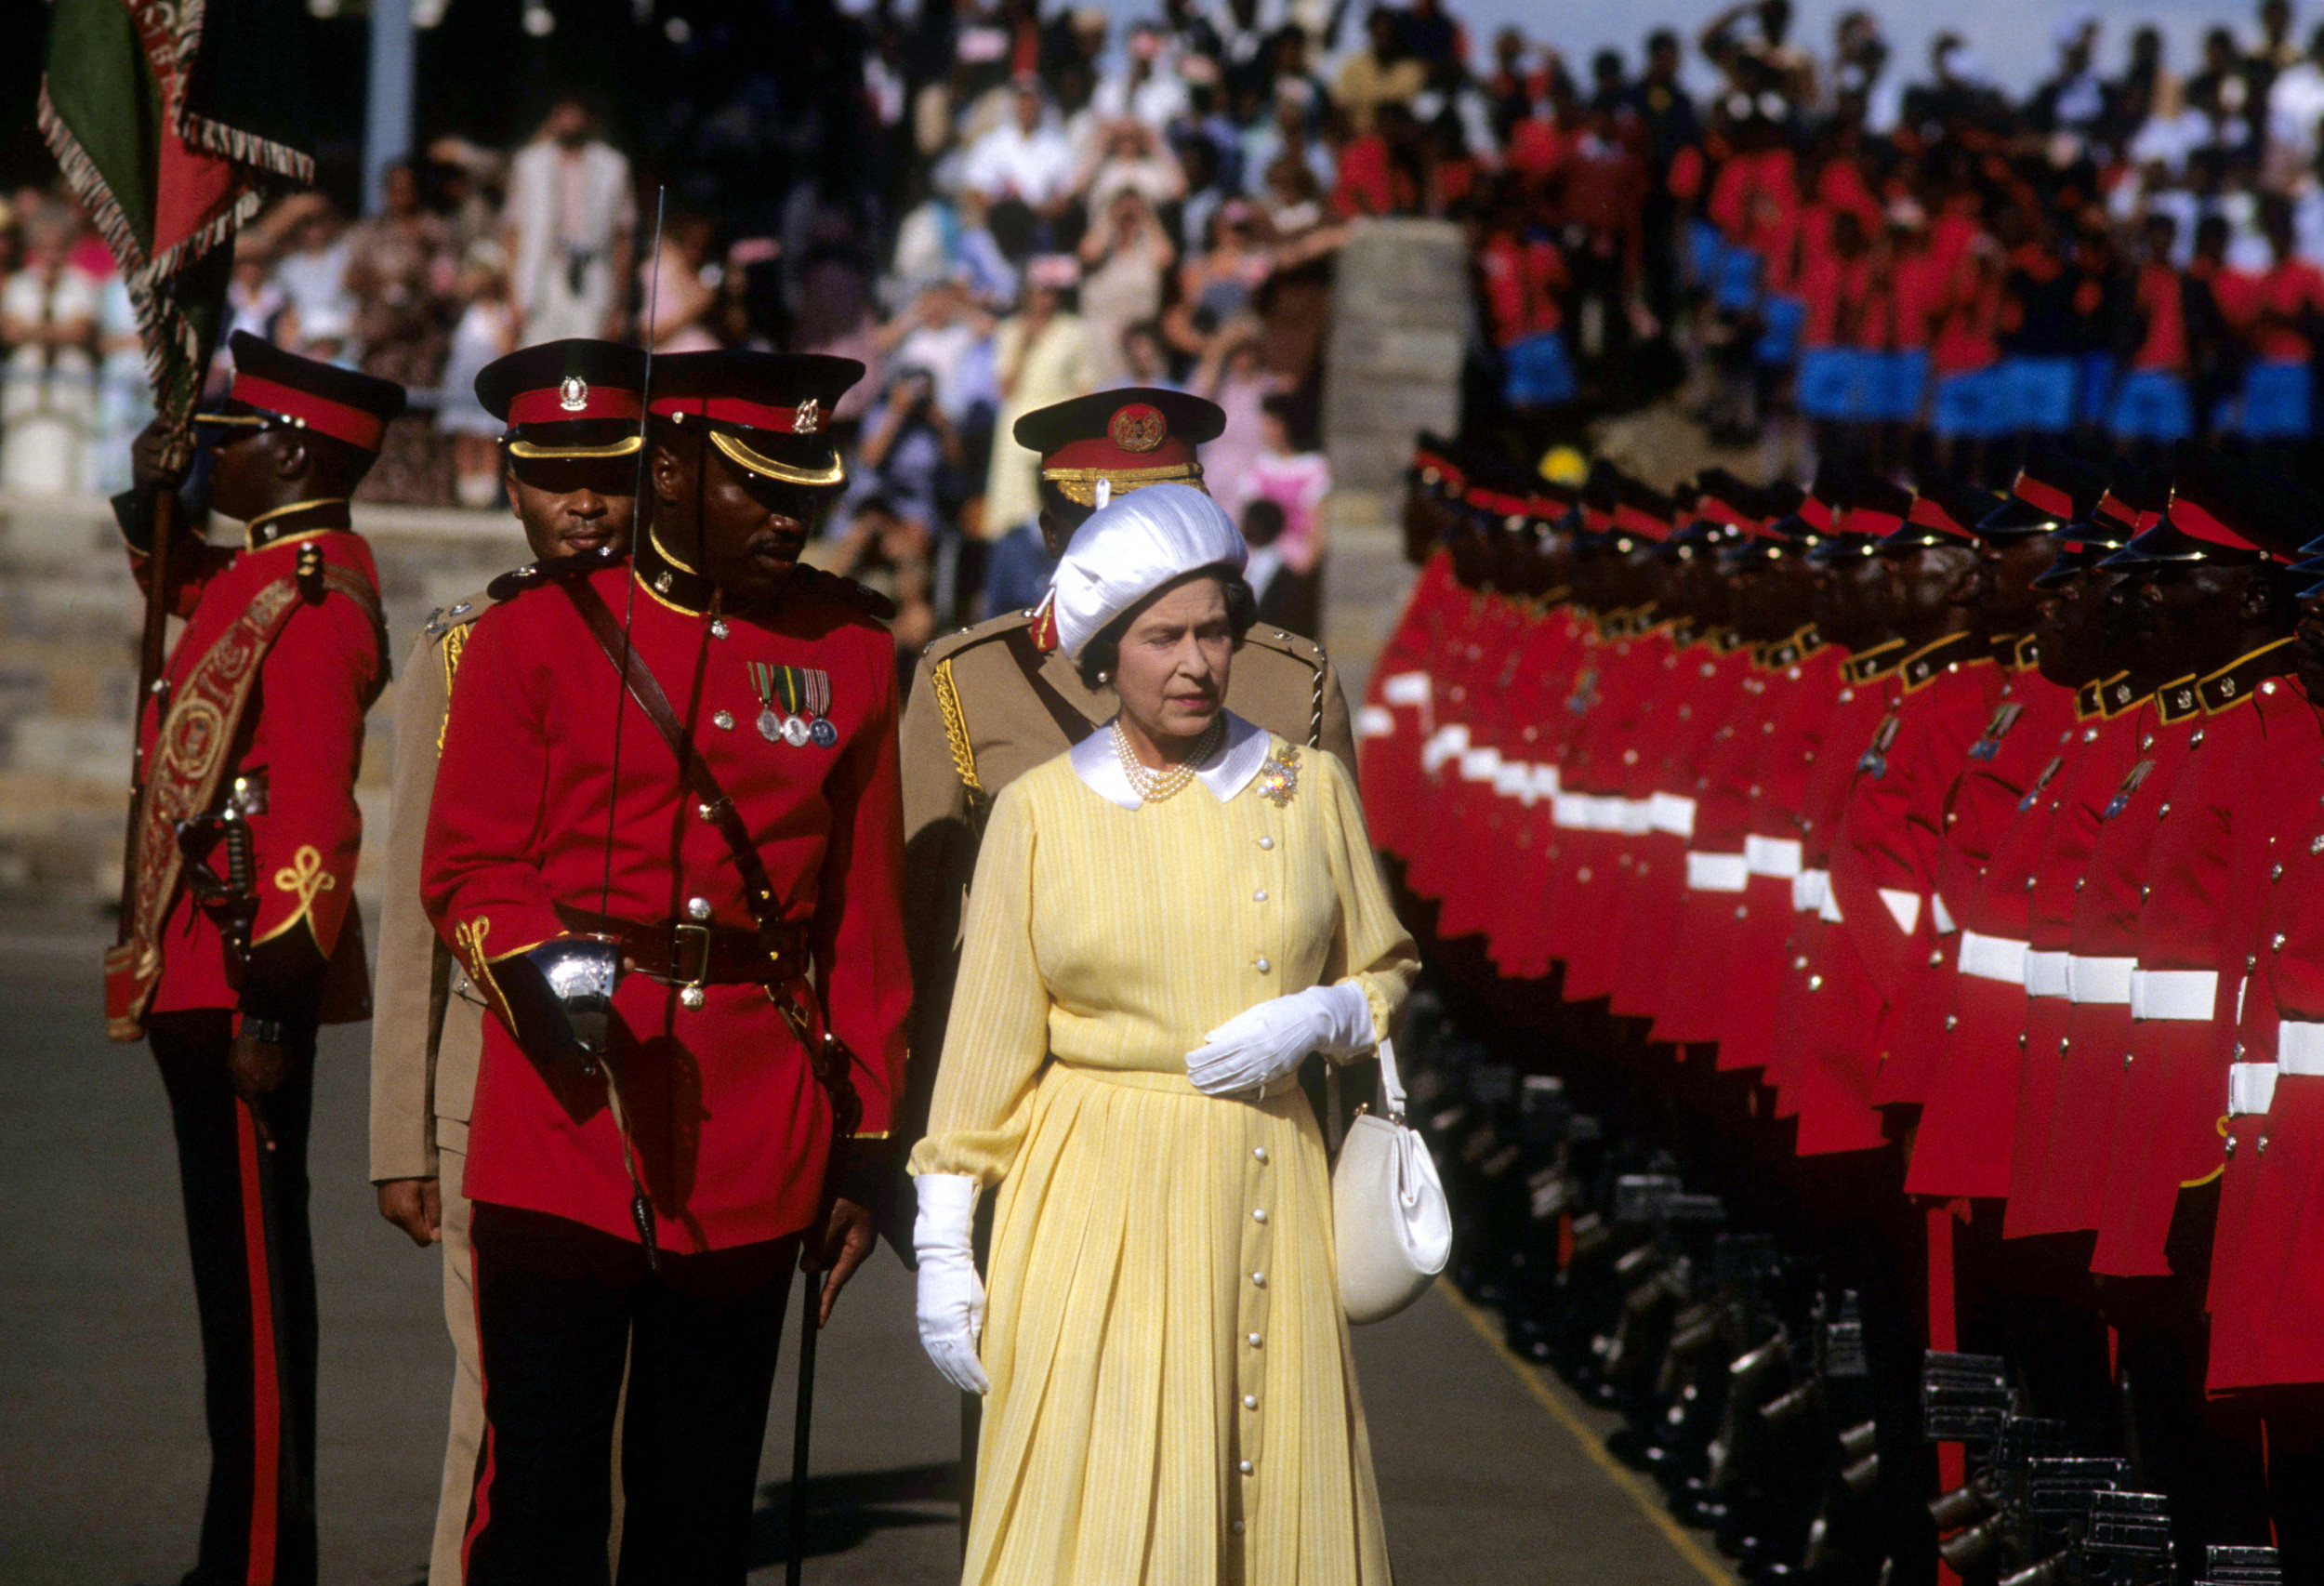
[39,0,313,454]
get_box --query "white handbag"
[1330,1038,1452,1324]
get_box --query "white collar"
[1069,710,1271,810]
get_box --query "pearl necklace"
[1113,717,1221,804]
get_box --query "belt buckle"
[670,922,713,991]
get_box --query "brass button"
[710,618,731,639]
[1946,1014,1959,1031]
[687,897,712,919]
[713,710,735,730]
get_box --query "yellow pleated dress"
[909,713,1418,1586]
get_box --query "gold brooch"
[1257,746,1300,806]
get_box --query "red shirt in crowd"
[1707,147,1799,259]
[1930,246,2004,375]
[2215,258,2324,363]
[2131,260,2189,373]
[1478,231,1569,346]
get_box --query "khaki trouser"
[432,1135,624,1585]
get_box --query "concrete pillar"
[1320,218,1469,695]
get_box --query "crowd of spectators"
[20,0,2324,628]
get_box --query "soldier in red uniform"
[108,332,403,1586]
[423,350,909,1584]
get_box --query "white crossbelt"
[1356,704,1395,740]
[1420,724,1468,774]
[1958,932,2028,985]
[1745,835,1803,879]
[2025,951,2070,998]
[1932,893,1957,936]
[1382,671,1431,707]
[1648,793,1697,839]
[2228,1062,2279,1117]
[2279,1020,2324,1077]
[1792,868,1829,914]
[1878,888,1922,935]
[2067,955,2135,1005]
[1459,747,1501,782]
[1687,852,1750,892]
[2129,969,2219,1023]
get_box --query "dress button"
[1929,949,1944,966]
[713,710,734,730]
[2274,864,2286,881]
[2158,802,2171,818]
[1808,975,1824,991]
[2275,933,2289,951]
[1255,958,1272,973]
[1253,1147,1268,1163]
[687,897,713,919]
[709,618,730,639]
[1258,836,1274,850]
[1243,1394,1259,1409]
[1254,889,1268,903]
[1248,1332,1263,1347]
[1240,1460,1254,1474]
[1233,1520,1247,1535]
[1945,1014,1959,1031]
[1251,1271,1266,1288]
[1252,1209,1268,1223]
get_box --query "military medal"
[749,661,835,747]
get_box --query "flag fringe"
[35,81,150,274]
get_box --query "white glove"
[913,1173,990,1394]
[1186,981,1376,1097]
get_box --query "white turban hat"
[1047,482,1248,660]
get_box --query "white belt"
[2067,955,2135,1005]
[1493,760,1534,800]
[1616,799,1656,836]
[1382,671,1432,707]
[1878,888,1922,936]
[1792,868,1829,914]
[1552,792,1591,828]
[1459,747,1502,782]
[2129,968,2219,1023]
[1420,724,1468,774]
[1356,704,1395,740]
[2279,1020,2324,1077]
[2229,1062,2280,1117]
[1580,795,1631,831]
[2025,951,2071,998]
[1745,835,1803,879]
[1530,764,1563,801]
[1958,932,2028,985]
[1649,792,1698,839]
[1932,892,1957,936]
[1687,852,1750,892]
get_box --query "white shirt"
[962,120,1078,207]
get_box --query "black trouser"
[464,1203,802,1586]
[149,1009,321,1586]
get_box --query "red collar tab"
[2014,473,2075,522]
[1030,592,1062,654]
[230,372,390,452]
[649,392,830,435]
[508,379,644,426]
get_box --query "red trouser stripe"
[462,1240,498,1579]
[235,1101,281,1585]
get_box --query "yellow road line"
[1433,1278,1739,1586]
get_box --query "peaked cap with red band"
[647,350,863,488]
[1805,463,1908,564]
[1695,468,1767,534]
[1613,476,1673,542]
[1015,387,1224,509]
[212,330,406,454]
[2106,443,2319,569]
[1881,474,2004,551]
[1981,447,2108,537]
[476,338,650,460]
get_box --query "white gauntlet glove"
[913,1173,990,1394]
[1185,981,1377,1097]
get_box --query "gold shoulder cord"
[931,656,983,795]
[437,625,469,751]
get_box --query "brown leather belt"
[554,905,810,987]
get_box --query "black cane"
[787,1265,825,1586]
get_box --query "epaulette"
[788,563,898,622]
[488,545,622,601]
[921,607,1035,666]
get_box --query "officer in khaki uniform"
[898,388,1357,1096]
[366,339,643,1586]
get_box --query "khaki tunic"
[898,608,1355,1117]
[367,592,491,1181]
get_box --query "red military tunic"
[121,512,383,1028]
[1486,603,1601,979]
[1433,591,1552,943]
[424,558,910,1253]
[2204,673,2324,1388]
[2092,644,2305,1276]
[2020,683,2203,1238]
[1358,550,1461,862]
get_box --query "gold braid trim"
[437,624,469,751]
[931,656,982,794]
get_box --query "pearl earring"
[1095,670,1110,684]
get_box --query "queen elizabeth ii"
[908,482,1418,1584]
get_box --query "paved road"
[0,936,1722,1586]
